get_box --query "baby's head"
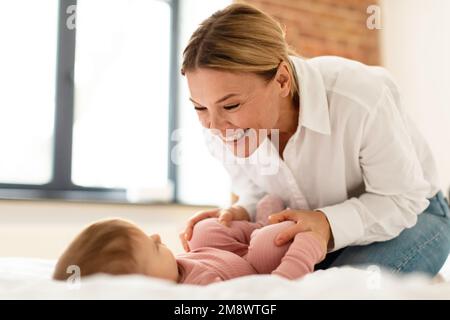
[53,218,179,282]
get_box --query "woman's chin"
[226,136,262,158]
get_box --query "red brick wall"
[239,0,380,65]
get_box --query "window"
[72,0,171,190]
[0,1,58,184]
[0,0,177,202]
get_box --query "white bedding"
[1,258,449,299]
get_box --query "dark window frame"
[0,0,179,203]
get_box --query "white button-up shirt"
[205,55,440,252]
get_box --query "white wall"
[380,0,450,195]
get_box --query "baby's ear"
[52,260,69,281]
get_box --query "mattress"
[1,257,449,299]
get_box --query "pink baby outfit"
[176,195,325,285]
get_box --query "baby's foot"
[255,194,285,225]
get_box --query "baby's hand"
[217,206,250,227]
[179,206,250,252]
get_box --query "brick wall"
[239,0,380,65]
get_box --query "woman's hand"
[268,209,334,251]
[179,205,250,252]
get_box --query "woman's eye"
[224,104,240,110]
[194,106,207,111]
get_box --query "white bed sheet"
[1,258,449,299]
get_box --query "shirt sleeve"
[317,86,432,252]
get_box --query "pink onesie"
[176,195,326,285]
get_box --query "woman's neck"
[275,96,299,158]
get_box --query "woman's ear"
[274,62,291,98]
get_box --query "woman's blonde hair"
[181,3,300,105]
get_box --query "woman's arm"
[270,86,431,252]
[317,85,431,251]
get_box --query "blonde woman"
[179,3,450,276]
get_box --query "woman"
[179,3,450,276]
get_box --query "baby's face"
[134,231,179,282]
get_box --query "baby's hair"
[53,218,142,280]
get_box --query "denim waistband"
[429,190,450,217]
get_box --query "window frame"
[0,0,179,203]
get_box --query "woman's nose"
[209,115,230,131]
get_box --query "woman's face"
[185,65,291,157]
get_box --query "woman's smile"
[220,128,250,143]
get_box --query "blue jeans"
[315,191,450,276]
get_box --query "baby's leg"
[188,218,261,257]
[188,194,284,257]
[255,194,285,225]
[272,232,326,279]
[246,221,295,274]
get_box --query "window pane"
[72,0,171,190]
[0,1,58,184]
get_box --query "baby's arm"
[271,232,326,280]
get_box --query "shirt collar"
[289,55,331,136]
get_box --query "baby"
[53,195,326,285]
